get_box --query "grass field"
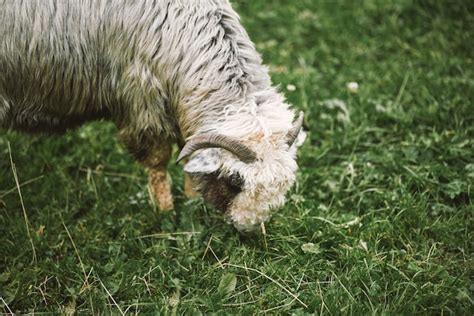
[1,0,473,314]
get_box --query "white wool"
[214,129,300,231]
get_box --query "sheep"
[0,0,305,232]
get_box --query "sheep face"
[184,134,302,232]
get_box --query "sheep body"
[0,0,304,231]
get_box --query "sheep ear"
[183,148,222,174]
[294,129,307,147]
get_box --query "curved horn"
[177,133,257,163]
[286,111,304,147]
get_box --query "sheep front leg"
[144,144,173,211]
[184,173,199,198]
[148,169,174,211]
[120,133,174,211]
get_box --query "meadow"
[1,0,473,313]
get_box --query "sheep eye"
[229,173,244,188]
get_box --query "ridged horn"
[286,111,304,147]
[177,133,257,163]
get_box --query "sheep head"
[178,112,305,232]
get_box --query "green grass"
[1,0,473,313]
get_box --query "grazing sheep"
[0,0,305,231]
